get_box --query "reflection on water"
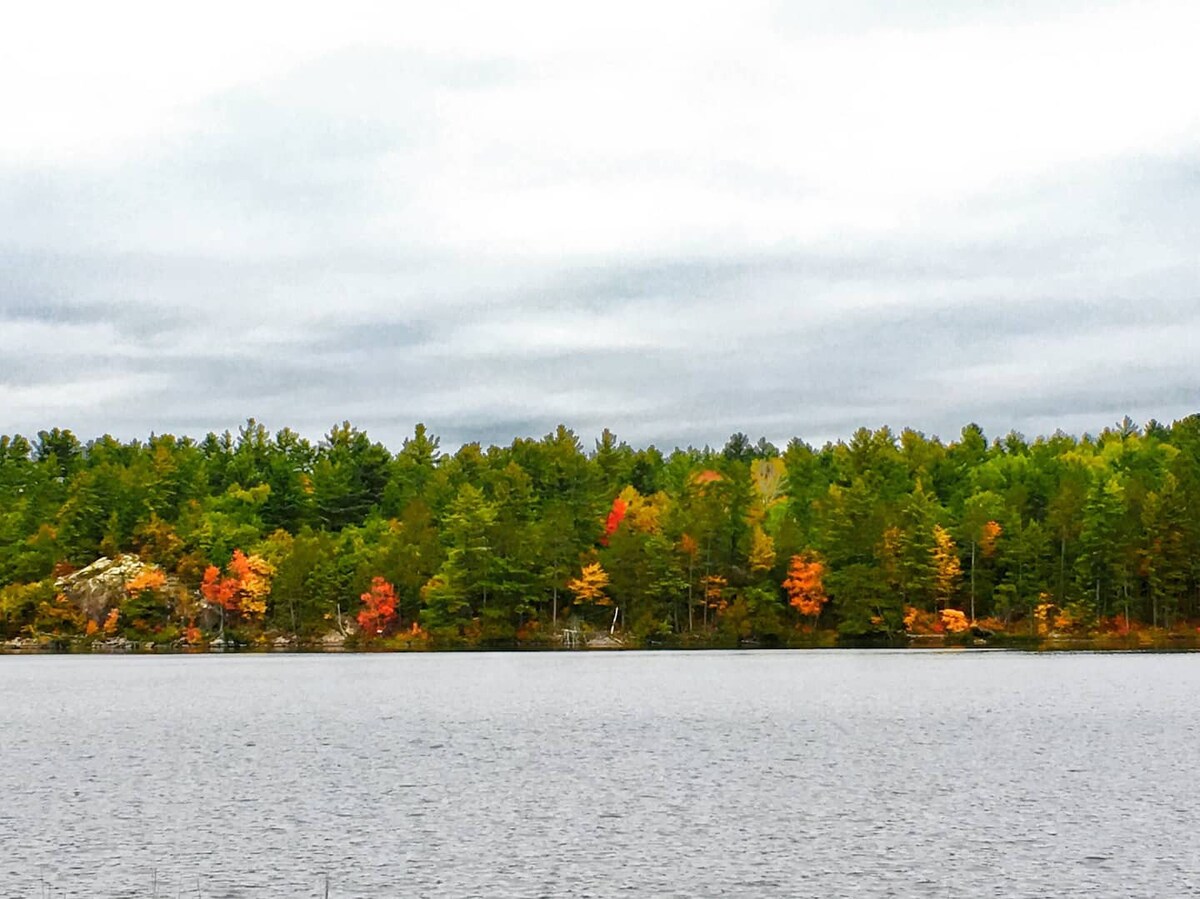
[2,650,1199,897]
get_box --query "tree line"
[1,415,1198,647]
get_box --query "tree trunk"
[1059,536,1067,606]
[970,539,977,623]
[687,556,694,632]
[703,538,712,628]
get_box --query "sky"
[2,0,1198,452]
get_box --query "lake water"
[2,650,1199,897]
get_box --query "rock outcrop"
[55,555,163,620]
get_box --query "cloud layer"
[2,1,1198,450]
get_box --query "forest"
[1,415,1198,650]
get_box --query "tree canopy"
[3,415,1199,647]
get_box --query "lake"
[2,650,1198,897]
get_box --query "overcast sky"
[2,1,1198,452]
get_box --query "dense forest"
[1,415,1198,649]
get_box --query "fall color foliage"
[748,526,776,575]
[940,608,970,633]
[932,526,962,609]
[4,415,1200,648]
[751,457,786,509]
[618,486,667,535]
[979,520,1002,558]
[568,562,610,606]
[200,550,275,618]
[357,576,398,636]
[679,533,699,559]
[125,568,166,594]
[601,496,628,546]
[783,553,828,619]
[701,574,728,612]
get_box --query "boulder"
[55,554,171,621]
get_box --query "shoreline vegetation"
[2,416,1199,654]
[6,633,1200,654]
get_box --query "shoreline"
[6,633,1200,655]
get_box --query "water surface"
[2,650,1198,897]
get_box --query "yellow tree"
[932,525,962,614]
[700,574,728,617]
[567,562,610,606]
[620,485,670,534]
[751,457,786,507]
[748,525,776,577]
[749,458,786,524]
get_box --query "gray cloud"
[2,3,1198,451]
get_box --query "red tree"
[601,496,628,546]
[200,549,273,618]
[358,577,399,637]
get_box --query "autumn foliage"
[601,496,628,546]
[124,568,166,595]
[783,552,828,620]
[618,486,667,535]
[979,520,1002,558]
[940,608,970,633]
[567,562,610,605]
[9,416,1200,648]
[357,576,399,637]
[932,525,962,608]
[701,574,728,612]
[748,526,776,575]
[200,549,275,618]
